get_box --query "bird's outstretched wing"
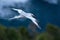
[12,8,23,14]
[9,15,23,20]
[27,16,41,29]
[12,8,19,11]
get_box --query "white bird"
[9,8,41,29]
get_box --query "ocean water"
[0,0,60,31]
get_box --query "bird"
[9,8,41,29]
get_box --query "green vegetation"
[36,24,60,40]
[0,24,60,40]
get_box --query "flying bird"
[9,8,41,29]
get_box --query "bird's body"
[9,8,41,29]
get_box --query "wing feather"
[27,17,41,29]
[9,15,23,20]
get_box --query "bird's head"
[31,13,35,17]
[32,14,34,16]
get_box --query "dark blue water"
[0,0,60,31]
